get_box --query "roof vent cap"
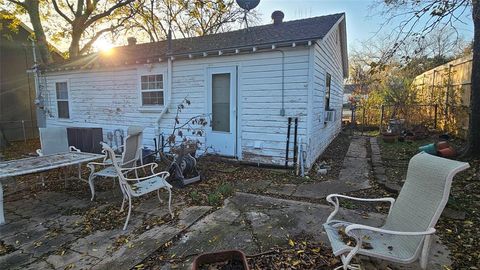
[272,10,284,25]
[127,37,137,46]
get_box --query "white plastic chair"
[323,152,469,270]
[100,142,173,230]
[36,127,81,186]
[87,127,143,201]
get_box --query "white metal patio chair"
[87,126,144,201]
[323,152,469,270]
[100,142,173,230]
[36,127,82,186]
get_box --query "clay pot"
[438,147,456,158]
[382,133,397,143]
[436,141,450,150]
[192,250,249,270]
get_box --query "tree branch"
[51,0,73,24]
[84,0,135,29]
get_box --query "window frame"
[325,73,332,111]
[138,72,165,110]
[54,80,71,120]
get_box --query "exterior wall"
[306,26,345,168]
[411,55,472,138]
[43,47,310,165]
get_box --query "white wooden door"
[206,67,237,157]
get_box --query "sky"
[252,0,474,51]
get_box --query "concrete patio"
[0,136,452,270]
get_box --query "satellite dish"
[236,0,260,11]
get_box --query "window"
[56,82,69,119]
[140,74,164,106]
[325,73,331,111]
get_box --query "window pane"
[57,101,69,118]
[211,73,230,132]
[141,74,163,90]
[142,91,164,105]
[56,82,68,99]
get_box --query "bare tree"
[376,0,480,156]
[50,0,135,57]
[127,0,258,42]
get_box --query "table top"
[0,152,105,179]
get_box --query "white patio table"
[0,152,104,224]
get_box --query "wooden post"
[379,105,385,133]
[434,104,438,130]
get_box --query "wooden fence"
[411,55,472,138]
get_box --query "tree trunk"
[68,28,82,58]
[25,0,53,65]
[467,0,480,157]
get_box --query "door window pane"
[57,101,69,119]
[212,73,230,132]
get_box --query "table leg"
[0,181,5,225]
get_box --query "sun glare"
[94,39,114,54]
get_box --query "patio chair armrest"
[326,194,396,223]
[123,170,170,182]
[69,146,81,152]
[120,162,157,173]
[345,224,436,237]
[327,194,395,204]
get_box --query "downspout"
[156,29,173,135]
[273,49,285,116]
[156,57,173,132]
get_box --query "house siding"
[306,26,345,168]
[43,47,310,165]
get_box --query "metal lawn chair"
[36,127,82,186]
[323,152,469,270]
[87,126,144,201]
[100,142,173,230]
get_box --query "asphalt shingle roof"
[51,13,344,69]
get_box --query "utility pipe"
[156,57,173,133]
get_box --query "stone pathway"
[236,136,371,200]
[370,137,402,192]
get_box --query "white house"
[37,12,348,170]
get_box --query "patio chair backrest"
[121,127,143,169]
[383,152,469,252]
[39,127,70,155]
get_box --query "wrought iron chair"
[100,142,173,230]
[87,126,143,201]
[323,152,469,270]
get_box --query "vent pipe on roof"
[272,10,284,25]
[127,37,137,46]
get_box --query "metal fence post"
[362,106,366,135]
[379,104,384,133]
[22,120,26,143]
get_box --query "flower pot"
[436,141,450,150]
[192,250,249,270]
[382,133,397,143]
[438,147,456,158]
[419,143,436,155]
